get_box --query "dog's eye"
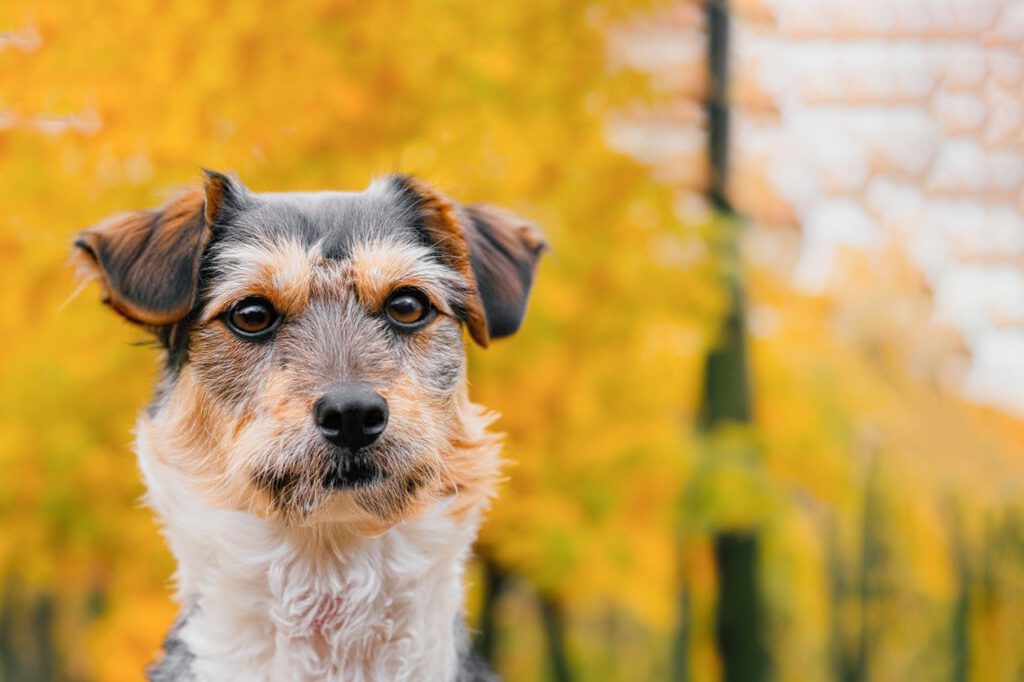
[225,296,281,339]
[384,289,433,329]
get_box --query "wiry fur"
[74,172,544,681]
[138,404,501,681]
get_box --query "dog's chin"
[250,439,439,531]
[305,461,435,534]
[320,450,386,491]
[297,481,420,536]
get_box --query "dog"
[73,171,545,681]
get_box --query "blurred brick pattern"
[605,4,709,189]
[608,0,1024,415]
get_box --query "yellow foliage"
[2,1,1023,680]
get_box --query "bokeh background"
[2,0,1024,680]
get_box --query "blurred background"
[2,0,1024,680]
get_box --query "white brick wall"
[608,0,1024,415]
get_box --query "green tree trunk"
[475,556,508,666]
[538,595,572,682]
[948,507,970,682]
[714,533,768,682]
[671,580,691,681]
[698,2,769,680]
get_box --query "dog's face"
[75,172,544,531]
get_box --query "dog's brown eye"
[384,289,433,329]
[225,296,280,338]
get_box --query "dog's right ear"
[382,175,547,347]
[73,171,243,327]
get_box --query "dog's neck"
[136,420,489,682]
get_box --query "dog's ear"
[388,176,546,347]
[73,171,243,327]
[460,204,547,344]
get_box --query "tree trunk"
[714,533,768,682]
[699,3,769,680]
[538,594,572,682]
[475,556,508,666]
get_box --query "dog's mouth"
[251,446,391,507]
[249,436,439,525]
[320,450,386,490]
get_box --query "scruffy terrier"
[74,171,544,681]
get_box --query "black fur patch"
[146,610,196,681]
[456,616,500,682]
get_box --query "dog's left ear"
[460,203,547,344]
[73,171,240,327]
[390,176,547,347]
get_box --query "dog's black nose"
[314,383,389,450]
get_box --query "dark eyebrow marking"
[383,174,438,252]
[321,229,353,261]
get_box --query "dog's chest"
[177,516,471,682]
[141,452,477,682]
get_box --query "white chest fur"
[136,429,480,682]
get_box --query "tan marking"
[261,370,315,424]
[149,368,230,483]
[203,238,316,323]
[202,171,235,225]
[143,368,281,518]
[347,240,458,316]
[438,393,503,521]
[231,409,256,439]
[354,381,502,527]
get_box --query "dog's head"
[75,172,544,531]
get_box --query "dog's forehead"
[219,183,422,258]
[196,181,473,326]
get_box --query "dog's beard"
[236,421,444,528]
